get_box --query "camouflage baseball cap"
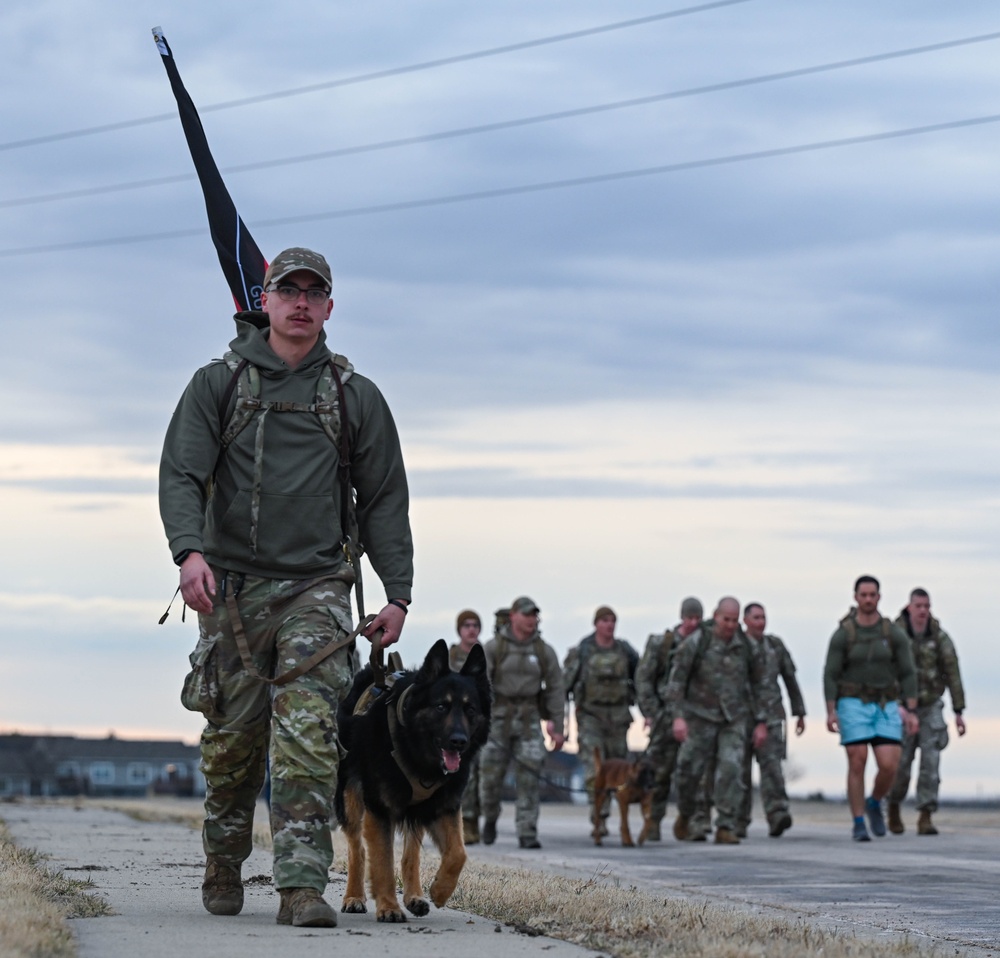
[509,596,540,615]
[680,596,703,618]
[263,247,332,288]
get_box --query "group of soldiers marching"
[451,580,966,848]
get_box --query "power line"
[2,111,996,259]
[0,0,753,152]
[4,29,998,211]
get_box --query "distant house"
[0,732,204,798]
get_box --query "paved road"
[471,800,1000,957]
[3,802,598,958]
[5,799,998,957]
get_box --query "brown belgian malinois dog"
[591,747,656,847]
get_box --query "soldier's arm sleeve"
[634,637,661,718]
[779,641,807,717]
[822,629,846,704]
[347,378,414,602]
[562,647,581,702]
[663,636,695,711]
[158,365,226,562]
[749,643,768,724]
[892,625,918,701]
[624,641,640,705]
[938,631,966,713]
[542,645,567,730]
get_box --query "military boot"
[202,856,244,916]
[672,815,690,841]
[482,819,497,845]
[463,818,480,845]
[917,810,938,835]
[645,819,662,842]
[277,888,338,927]
[887,802,905,834]
[714,827,740,845]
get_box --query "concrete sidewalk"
[3,802,598,958]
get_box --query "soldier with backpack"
[563,606,640,836]
[479,596,565,849]
[634,596,703,840]
[667,597,768,845]
[160,247,413,927]
[887,588,967,836]
[823,575,918,842]
[737,602,806,838]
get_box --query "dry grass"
[99,798,951,958]
[0,818,111,958]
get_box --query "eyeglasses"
[266,282,330,305]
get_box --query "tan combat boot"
[917,810,938,835]
[463,818,480,845]
[672,815,690,841]
[887,802,905,834]
[277,888,338,927]
[202,856,244,916]
[714,827,740,845]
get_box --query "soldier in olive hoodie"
[159,248,413,929]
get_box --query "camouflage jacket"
[823,613,917,705]
[160,317,413,593]
[449,643,478,672]
[635,626,684,720]
[747,633,806,725]
[664,625,766,725]
[563,633,638,722]
[483,626,565,729]
[895,611,966,711]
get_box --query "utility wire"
[0,0,753,152]
[4,30,997,211]
[2,111,996,259]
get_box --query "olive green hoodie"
[159,316,413,599]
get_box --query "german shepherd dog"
[334,639,491,922]
[591,747,656,847]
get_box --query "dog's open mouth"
[441,750,462,773]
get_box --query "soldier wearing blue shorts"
[823,575,918,842]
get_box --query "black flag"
[152,27,267,313]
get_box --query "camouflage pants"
[645,712,681,823]
[888,700,949,811]
[182,570,355,891]
[737,720,788,831]
[461,753,481,822]
[478,706,546,840]
[674,715,747,832]
[576,711,630,822]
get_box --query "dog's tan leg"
[363,808,404,921]
[341,786,368,913]
[401,824,430,916]
[592,786,606,846]
[618,790,635,847]
[426,811,467,908]
[638,792,654,846]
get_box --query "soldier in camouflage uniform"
[160,248,413,927]
[450,609,485,844]
[887,588,967,836]
[479,596,565,849]
[563,606,639,834]
[635,597,703,841]
[666,597,768,845]
[737,603,806,838]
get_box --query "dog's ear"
[459,643,487,678]
[417,638,452,682]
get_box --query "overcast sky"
[1,0,998,799]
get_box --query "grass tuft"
[0,818,111,958]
